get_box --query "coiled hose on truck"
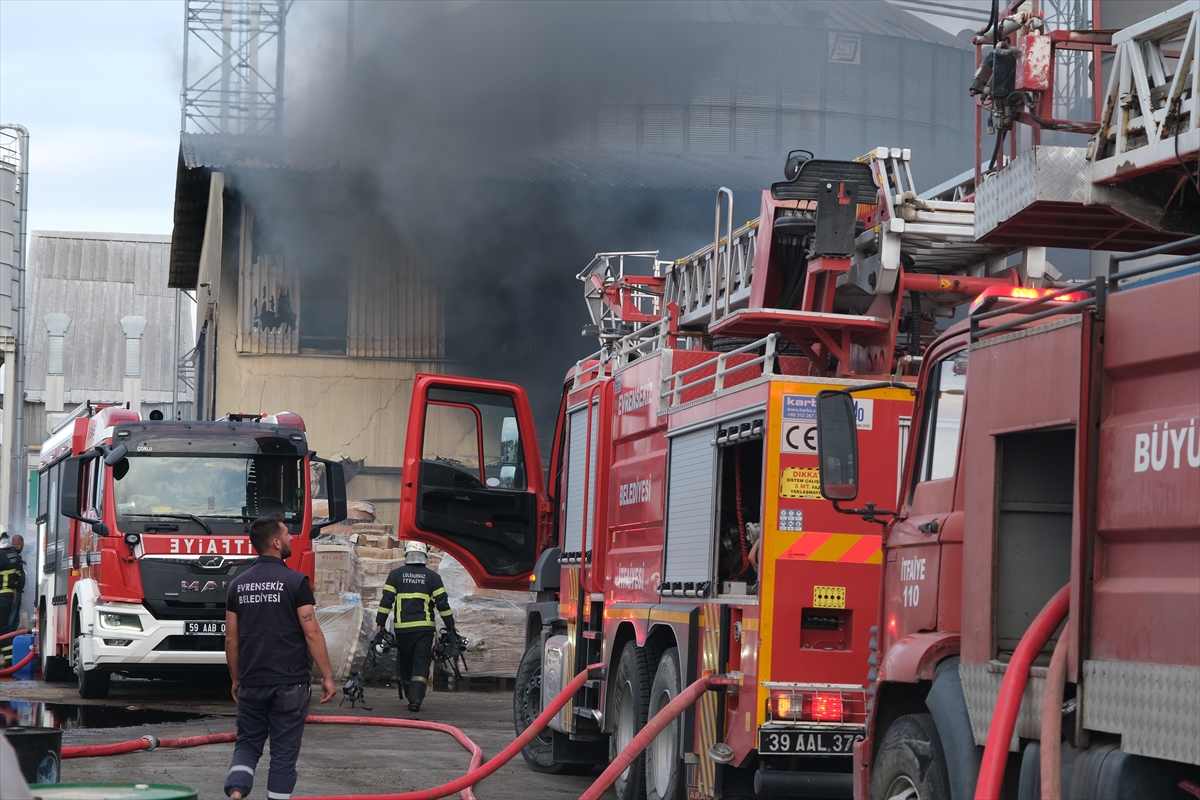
[58,662,730,800]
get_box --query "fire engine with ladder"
[399,126,1065,800]
[401,3,1197,796]
[36,404,347,699]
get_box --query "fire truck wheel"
[611,641,652,800]
[512,640,590,775]
[869,713,950,800]
[645,647,683,800]
[72,613,110,700]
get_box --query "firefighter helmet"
[404,541,429,564]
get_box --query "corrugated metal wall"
[347,220,443,360]
[24,232,193,406]
[585,24,973,179]
[236,207,442,360]
[237,206,300,355]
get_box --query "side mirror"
[58,454,96,523]
[500,416,520,465]
[816,390,859,501]
[310,457,348,531]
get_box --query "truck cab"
[37,406,346,698]
[816,261,1200,798]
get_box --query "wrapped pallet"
[435,554,532,678]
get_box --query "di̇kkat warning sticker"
[778,508,804,532]
[780,467,822,499]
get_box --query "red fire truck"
[815,244,1199,799]
[36,404,346,698]
[400,146,1048,798]
[811,5,1200,798]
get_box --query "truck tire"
[610,641,652,800]
[646,646,683,800]
[513,639,589,774]
[39,603,71,682]
[73,612,110,700]
[869,713,951,800]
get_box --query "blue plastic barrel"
[12,633,35,679]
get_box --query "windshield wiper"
[122,513,213,535]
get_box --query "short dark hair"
[249,513,286,554]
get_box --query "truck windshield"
[113,455,304,524]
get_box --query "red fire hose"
[580,673,720,800]
[974,584,1070,800]
[0,629,33,676]
[1040,624,1069,800]
[0,628,30,643]
[0,650,36,677]
[63,732,239,759]
[62,663,602,800]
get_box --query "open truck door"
[400,374,549,591]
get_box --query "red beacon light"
[968,285,1091,315]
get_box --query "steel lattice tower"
[181,0,288,135]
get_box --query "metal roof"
[25,231,193,406]
[179,133,341,172]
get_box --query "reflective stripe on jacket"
[0,549,23,594]
[375,564,455,631]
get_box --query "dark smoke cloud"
[246,0,974,442]
[269,1,731,439]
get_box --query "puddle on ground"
[0,700,209,730]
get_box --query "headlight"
[99,612,142,631]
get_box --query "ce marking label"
[781,423,818,454]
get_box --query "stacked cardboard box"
[312,542,355,610]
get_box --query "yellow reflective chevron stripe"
[439,609,454,617]
[382,584,396,594]
[394,619,436,629]
[432,587,446,597]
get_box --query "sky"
[0,1,184,234]
[0,0,986,237]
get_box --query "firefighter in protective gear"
[0,529,25,667]
[375,542,456,712]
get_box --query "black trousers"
[0,594,15,666]
[395,628,435,705]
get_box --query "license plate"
[185,621,225,636]
[758,728,863,755]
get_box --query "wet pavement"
[1,676,607,798]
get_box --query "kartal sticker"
[780,394,874,454]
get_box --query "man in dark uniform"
[0,531,25,667]
[224,514,336,800]
[375,541,457,712]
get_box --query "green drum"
[29,784,198,800]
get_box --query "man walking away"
[0,530,24,667]
[376,542,457,712]
[224,514,336,800]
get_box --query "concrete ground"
[1,676,608,799]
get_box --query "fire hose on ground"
[974,584,1070,800]
[0,628,34,676]
[57,661,733,800]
